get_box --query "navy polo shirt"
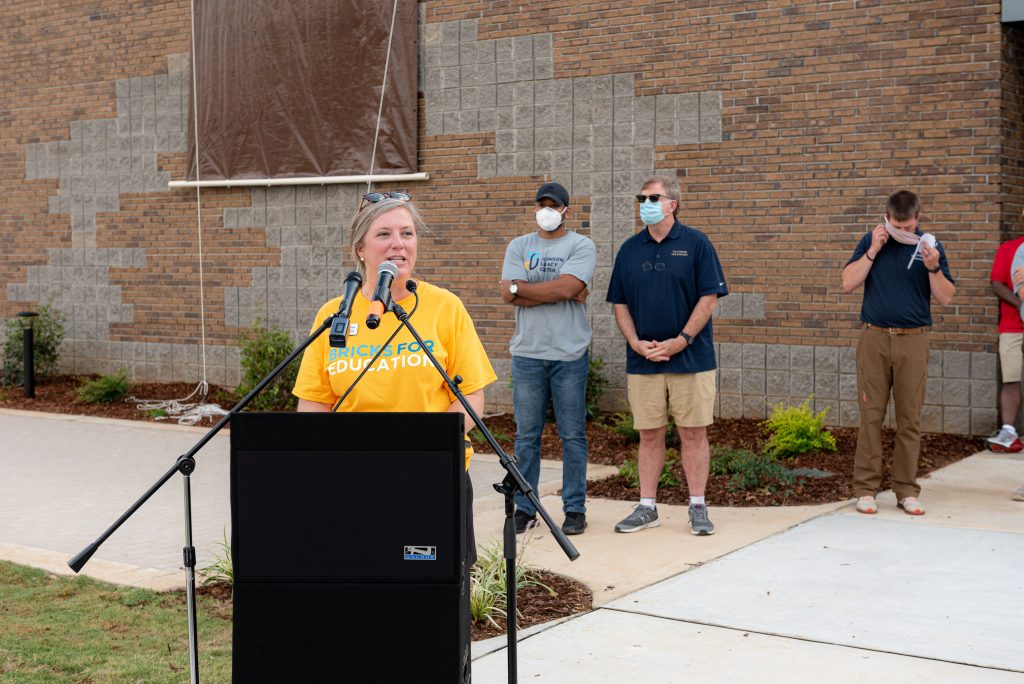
[846,229,954,328]
[606,221,728,374]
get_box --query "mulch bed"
[471,413,985,507]
[0,375,237,424]
[195,570,591,643]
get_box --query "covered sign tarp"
[187,0,418,181]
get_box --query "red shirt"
[991,236,1024,333]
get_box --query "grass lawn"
[0,561,232,683]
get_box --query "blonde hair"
[348,198,428,279]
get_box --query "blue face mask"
[639,200,665,226]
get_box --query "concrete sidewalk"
[2,408,1023,682]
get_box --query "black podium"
[230,412,469,683]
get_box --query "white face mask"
[535,206,566,232]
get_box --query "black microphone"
[329,272,363,347]
[366,261,399,329]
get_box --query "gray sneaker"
[688,504,715,536]
[614,504,660,533]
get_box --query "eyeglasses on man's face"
[360,191,412,209]
[641,261,666,271]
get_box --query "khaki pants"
[854,326,929,500]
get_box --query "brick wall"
[2,0,1019,434]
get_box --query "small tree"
[235,320,298,411]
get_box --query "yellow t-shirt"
[292,280,497,468]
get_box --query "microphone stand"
[67,303,348,684]
[385,285,579,684]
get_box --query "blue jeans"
[512,352,589,515]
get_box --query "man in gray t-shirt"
[500,182,597,535]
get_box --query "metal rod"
[168,173,429,189]
[22,326,34,398]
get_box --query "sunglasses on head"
[636,193,667,203]
[360,191,412,209]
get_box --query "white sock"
[1003,424,1018,436]
[690,496,705,507]
[640,497,656,508]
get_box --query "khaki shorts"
[1000,333,1023,383]
[626,370,717,430]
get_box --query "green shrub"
[762,397,837,459]
[77,369,129,404]
[618,448,681,489]
[236,320,298,411]
[607,412,677,444]
[1,303,67,386]
[198,529,233,587]
[710,446,796,492]
[609,411,639,441]
[585,356,608,420]
[470,539,553,628]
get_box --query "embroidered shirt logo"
[671,250,688,257]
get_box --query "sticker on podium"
[403,545,437,560]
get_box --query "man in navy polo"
[841,190,955,516]
[606,174,728,536]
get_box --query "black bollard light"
[16,311,39,399]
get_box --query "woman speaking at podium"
[292,193,497,565]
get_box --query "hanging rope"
[366,0,401,196]
[128,0,221,424]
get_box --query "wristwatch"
[680,331,694,345]
[928,265,941,274]
[509,282,519,295]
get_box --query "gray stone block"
[943,378,970,406]
[514,105,534,128]
[592,75,613,100]
[479,108,497,131]
[766,344,789,370]
[943,406,971,435]
[924,377,943,405]
[943,350,970,379]
[535,59,554,80]
[477,154,496,178]
[720,393,742,419]
[743,396,767,420]
[717,293,743,318]
[719,342,742,369]
[839,347,857,373]
[459,19,477,43]
[720,368,741,394]
[496,61,515,84]
[815,346,838,373]
[699,91,722,142]
[743,293,765,320]
[767,370,789,396]
[972,408,998,436]
[742,343,766,369]
[970,351,997,381]
[742,368,765,395]
[791,371,813,398]
[970,379,996,408]
[514,60,534,81]
[814,399,838,424]
[512,35,533,61]
[814,372,838,399]
[440,20,460,45]
[841,400,860,428]
[514,153,534,175]
[840,373,857,401]
[791,346,814,370]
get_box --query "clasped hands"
[632,336,687,362]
